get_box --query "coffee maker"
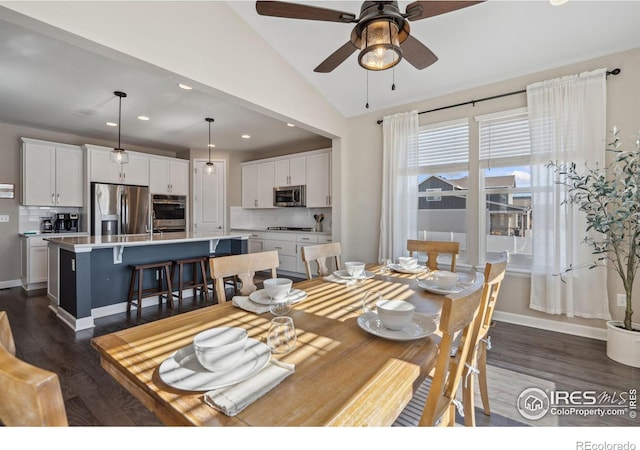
[54,213,69,233]
[41,217,53,233]
[68,213,79,232]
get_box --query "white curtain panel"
[379,110,419,262]
[527,68,611,319]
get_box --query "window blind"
[416,121,469,167]
[479,110,531,161]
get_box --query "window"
[415,109,532,270]
[416,119,469,263]
[478,108,532,268]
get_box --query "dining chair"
[407,240,460,272]
[209,250,279,302]
[0,311,68,426]
[461,251,508,426]
[300,242,342,279]
[393,275,484,427]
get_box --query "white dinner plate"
[389,264,429,274]
[416,271,477,295]
[357,312,437,341]
[249,288,308,305]
[158,338,271,392]
[333,269,375,280]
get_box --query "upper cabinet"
[20,138,83,207]
[306,151,331,208]
[241,148,331,209]
[242,161,275,209]
[274,155,306,187]
[86,145,149,186]
[149,157,189,195]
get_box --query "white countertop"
[231,227,331,236]
[45,231,250,252]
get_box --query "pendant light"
[110,91,129,164]
[205,117,215,175]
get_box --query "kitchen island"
[46,231,250,331]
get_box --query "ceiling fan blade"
[405,1,484,21]
[400,35,438,70]
[256,1,356,23]
[314,42,357,73]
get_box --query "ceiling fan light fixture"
[358,18,401,71]
[110,91,129,165]
[205,117,216,175]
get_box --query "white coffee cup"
[432,271,458,289]
[376,299,415,330]
[398,257,418,270]
[345,261,366,278]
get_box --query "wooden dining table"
[91,264,449,426]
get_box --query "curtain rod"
[375,68,621,125]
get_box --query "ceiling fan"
[255,1,484,73]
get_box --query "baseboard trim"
[57,307,95,332]
[0,279,22,289]
[493,311,607,341]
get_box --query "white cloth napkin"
[203,360,295,416]
[232,295,270,314]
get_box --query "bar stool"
[171,256,210,308]
[127,261,173,319]
[206,255,239,303]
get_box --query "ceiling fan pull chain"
[392,66,396,91]
[365,70,369,109]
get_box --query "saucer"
[389,263,429,274]
[333,269,375,280]
[357,312,437,341]
[249,288,307,305]
[158,338,270,391]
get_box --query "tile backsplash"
[230,206,332,232]
[19,205,83,234]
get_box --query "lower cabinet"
[263,232,298,273]
[47,244,59,304]
[20,236,48,290]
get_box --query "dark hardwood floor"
[1,284,638,427]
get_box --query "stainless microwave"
[274,185,306,207]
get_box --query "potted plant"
[547,126,640,367]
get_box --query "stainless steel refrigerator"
[91,183,150,236]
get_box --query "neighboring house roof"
[420,175,517,190]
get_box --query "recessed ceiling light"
[549,0,568,5]
[241,134,251,139]
[287,123,295,127]
[178,83,192,90]
[137,115,150,121]
[106,122,118,127]
[208,144,216,148]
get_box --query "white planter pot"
[606,321,640,368]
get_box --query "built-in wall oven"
[152,194,186,232]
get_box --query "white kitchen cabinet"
[149,157,189,195]
[20,138,83,207]
[306,151,331,207]
[245,231,264,253]
[263,232,298,273]
[241,161,275,208]
[274,155,306,187]
[88,145,150,186]
[20,236,48,291]
[295,233,319,274]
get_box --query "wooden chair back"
[0,311,16,356]
[407,240,460,272]
[0,311,68,426]
[461,251,508,426]
[209,251,279,302]
[300,242,342,279]
[419,274,483,426]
